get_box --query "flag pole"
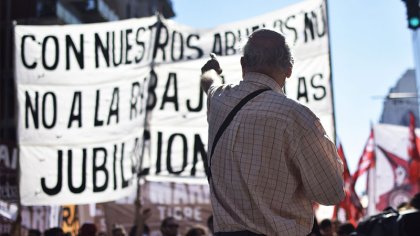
[324,0,337,143]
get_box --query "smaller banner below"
[372,124,420,213]
[103,180,212,236]
[0,142,19,203]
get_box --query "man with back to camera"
[200,29,345,236]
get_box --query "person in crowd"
[130,199,152,236]
[28,229,41,236]
[397,201,409,212]
[397,192,420,235]
[200,29,344,235]
[206,215,214,235]
[319,219,333,236]
[112,224,127,236]
[185,226,206,236]
[336,222,355,236]
[332,220,341,235]
[44,227,64,236]
[129,225,150,236]
[79,223,97,236]
[160,217,179,236]
[307,218,321,236]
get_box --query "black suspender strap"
[204,88,270,180]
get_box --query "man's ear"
[286,67,292,78]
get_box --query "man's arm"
[294,119,345,205]
[200,53,223,94]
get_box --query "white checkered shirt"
[204,72,345,236]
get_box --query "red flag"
[333,142,364,226]
[408,112,420,161]
[352,129,375,188]
[408,112,420,189]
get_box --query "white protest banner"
[144,0,334,178]
[371,124,419,213]
[15,17,156,205]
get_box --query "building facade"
[380,69,420,127]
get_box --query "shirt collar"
[243,72,284,94]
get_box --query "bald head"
[242,29,293,74]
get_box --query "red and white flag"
[352,129,375,188]
[333,142,364,226]
[408,112,420,189]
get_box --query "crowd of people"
[2,191,420,236]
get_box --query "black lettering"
[167,133,188,175]
[42,92,57,129]
[191,134,206,176]
[311,73,326,100]
[113,145,117,190]
[316,6,327,37]
[92,147,108,192]
[94,90,104,127]
[304,6,327,43]
[95,32,110,68]
[156,131,163,174]
[186,34,203,60]
[135,27,146,63]
[152,23,169,61]
[65,34,84,70]
[41,150,63,195]
[21,35,37,69]
[120,143,129,188]
[42,36,59,70]
[297,77,309,103]
[130,82,141,119]
[212,33,222,56]
[285,15,298,44]
[112,31,124,67]
[68,91,82,128]
[160,72,179,111]
[147,70,158,111]
[224,31,236,55]
[186,84,203,112]
[25,91,39,129]
[171,30,184,61]
[68,149,86,193]
[253,25,261,32]
[125,29,133,65]
[107,88,119,125]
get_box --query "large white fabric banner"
[143,0,334,178]
[372,124,419,213]
[15,0,334,204]
[15,17,155,205]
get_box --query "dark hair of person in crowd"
[160,217,179,236]
[319,219,333,236]
[44,227,64,236]
[79,223,97,236]
[336,222,355,236]
[28,229,42,236]
[185,226,206,236]
[410,192,420,210]
[129,224,150,236]
[307,217,321,236]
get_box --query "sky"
[170,0,415,174]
